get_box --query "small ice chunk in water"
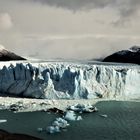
[0,119,7,123]
[77,116,82,121]
[47,126,60,134]
[46,104,98,134]
[68,104,98,113]
[64,111,77,121]
[47,117,69,134]
[37,127,43,132]
[100,114,108,118]
[53,117,69,128]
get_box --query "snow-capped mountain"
[0,45,26,61]
[103,46,140,65]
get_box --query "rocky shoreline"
[0,96,100,112]
[0,129,42,140]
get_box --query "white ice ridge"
[0,61,139,100]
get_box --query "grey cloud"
[119,0,140,17]
[26,0,117,10]
[0,13,13,30]
[0,0,140,60]
[21,34,140,60]
[22,0,140,19]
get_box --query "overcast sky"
[0,0,140,59]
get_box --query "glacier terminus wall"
[0,61,140,100]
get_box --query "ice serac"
[0,61,139,100]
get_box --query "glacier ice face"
[0,61,139,100]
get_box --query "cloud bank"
[0,13,13,30]
[0,0,140,60]
[25,0,140,19]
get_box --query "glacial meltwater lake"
[0,101,140,140]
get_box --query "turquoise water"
[0,101,140,140]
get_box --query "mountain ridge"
[0,45,26,61]
[103,46,140,65]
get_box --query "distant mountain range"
[0,45,26,61]
[103,46,140,65]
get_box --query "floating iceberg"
[46,103,98,134]
[64,111,78,121]
[47,117,69,134]
[47,126,60,134]
[52,117,69,128]
[0,119,7,123]
[100,114,108,118]
[67,103,98,113]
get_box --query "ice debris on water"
[37,127,43,132]
[64,111,77,121]
[47,117,69,134]
[47,126,60,134]
[100,114,108,118]
[77,116,82,121]
[9,102,24,112]
[52,118,69,128]
[47,107,64,115]
[67,103,98,113]
[0,119,7,123]
[41,104,98,134]
[64,110,82,121]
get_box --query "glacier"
[0,60,139,100]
